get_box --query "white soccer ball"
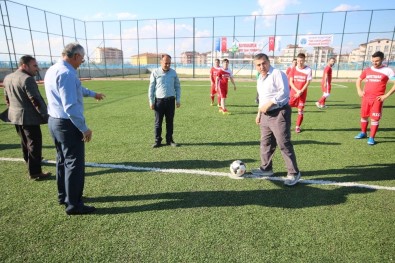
[229,160,247,177]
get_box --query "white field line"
[308,83,348,88]
[1,157,394,191]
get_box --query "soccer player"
[289,53,312,133]
[286,58,297,78]
[316,57,336,109]
[215,58,236,114]
[354,51,395,145]
[210,59,222,106]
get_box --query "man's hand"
[82,129,93,142]
[357,90,364,98]
[259,101,274,114]
[255,113,261,125]
[95,93,106,101]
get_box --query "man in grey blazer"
[3,55,50,180]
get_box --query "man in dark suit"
[3,55,50,180]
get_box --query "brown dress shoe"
[29,172,51,180]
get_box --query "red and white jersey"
[217,68,233,88]
[290,66,312,90]
[321,65,332,87]
[360,66,395,99]
[286,66,294,77]
[210,66,222,83]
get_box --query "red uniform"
[321,65,333,94]
[216,68,233,99]
[286,66,294,77]
[289,66,312,109]
[359,65,394,120]
[210,66,222,95]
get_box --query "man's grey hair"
[62,43,85,58]
[254,53,269,61]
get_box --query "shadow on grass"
[0,144,20,151]
[0,144,54,151]
[302,163,395,182]
[293,140,341,145]
[86,186,374,215]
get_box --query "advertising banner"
[298,35,333,47]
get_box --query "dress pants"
[154,96,175,144]
[259,105,299,174]
[48,117,85,211]
[15,125,43,175]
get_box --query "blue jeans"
[48,117,85,211]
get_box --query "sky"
[8,0,395,21]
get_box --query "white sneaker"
[284,172,301,186]
[251,168,274,177]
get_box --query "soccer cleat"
[210,102,214,106]
[315,102,322,109]
[251,168,274,177]
[218,107,223,113]
[217,104,221,108]
[354,132,367,139]
[222,109,231,115]
[367,137,375,145]
[295,127,301,133]
[284,172,301,186]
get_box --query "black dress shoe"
[166,141,178,147]
[29,172,51,180]
[152,143,161,148]
[66,205,96,215]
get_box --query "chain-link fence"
[1,0,394,80]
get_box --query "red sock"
[370,121,379,138]
[296,112,304,127]
[361,120,368,133]
[318,97,326,105]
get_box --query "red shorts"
[289,91,307,109]
[361,97,383,120]
[218,86,228,99]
